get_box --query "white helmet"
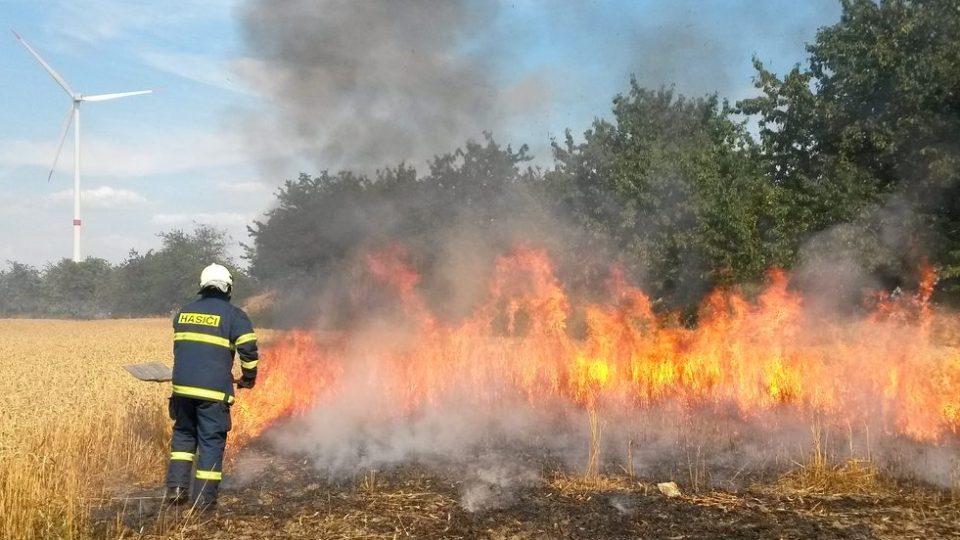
[199,263,233,293]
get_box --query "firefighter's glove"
[237,376,256,389]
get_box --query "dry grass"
[0,319,171,540]
[549,471,642,494]
[777,456,891,496]
[584,407,603,479]
[775,422,891,496]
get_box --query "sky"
[0,0,841,267]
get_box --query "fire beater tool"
[124,361,240,384]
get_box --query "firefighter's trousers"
[165,395,232,504]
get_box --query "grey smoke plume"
[238,1,840,172]
[241,0,505,170]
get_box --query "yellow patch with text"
[178,312,221,327]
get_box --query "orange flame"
[233,249,960,448]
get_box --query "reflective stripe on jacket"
[171,293,259,402]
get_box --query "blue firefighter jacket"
[171,292,259,404]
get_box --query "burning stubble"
[230,245,960,499]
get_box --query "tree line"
[3,0,958,318]
[0,226,249,318]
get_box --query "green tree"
[245,135,544,325]
[246,170,376,284]
[739,0,960,292]
[42,258,114,318]
[0,262,45,316]
[247,134,539,287]
[113,225,249,316]
[548,82,774,306]
[420,134,535,230]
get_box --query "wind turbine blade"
[81,90,153,102]
[12,30,75,97]
[47,105,75,182]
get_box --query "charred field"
[99,445,960,540]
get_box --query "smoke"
[263,315,575,478]
[459,459,540,512]
[237,0,841,172]
[792,191,933,318]
[231,0,960,499]
[240,0,506,171]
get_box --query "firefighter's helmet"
[199,263,233,293]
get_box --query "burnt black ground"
[95,450,960,540]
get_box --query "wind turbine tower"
[14,31,152,262]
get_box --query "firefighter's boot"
[164,486,189,505]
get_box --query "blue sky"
[0,0,841,267]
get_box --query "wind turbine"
[13,31,152,262]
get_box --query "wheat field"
[0,319,174,540]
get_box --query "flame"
[232,248,960,448]
[232,330,343,448]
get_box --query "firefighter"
[164,263,259,510]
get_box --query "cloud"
[216,180,270,194]
[139,51,261,97]
[45,0,239,44]
[0,130,254,179]
[151,212,253,227]
[47,186,147,208]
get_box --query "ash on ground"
[94,445,960,540]
[459,459,540,512]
